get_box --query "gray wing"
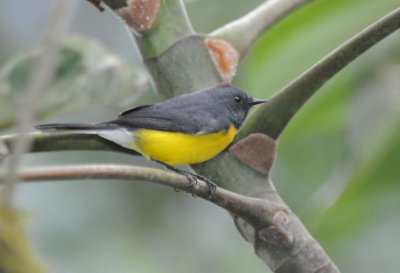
[105,99,231,134]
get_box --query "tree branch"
[209,0,315,57]
[236,6,400,141]
[0,164,284,228]
[0,132,139,156]
[99,0,222,97]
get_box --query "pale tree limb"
[209,0,315,57]
[1,0,78,208]
[0,164,285,228]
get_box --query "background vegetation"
[0,0,399,272]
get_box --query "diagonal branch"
[0,164,284,228]
[209,0,315,57]
[236,6,400,141]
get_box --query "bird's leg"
[154,160,216,199]
[153,160,197,193]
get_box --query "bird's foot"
[184,172,216,200]
[154,160,216,199]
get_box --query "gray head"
[207,84,266,129]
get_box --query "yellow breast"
[132,125,237,166]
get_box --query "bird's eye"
[234,96,241,103]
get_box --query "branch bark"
[209,0,315,57]
[0,164,284,228]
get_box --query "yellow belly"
[132,125,237,166]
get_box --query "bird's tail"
[35,123,118,131]
[35,122,135,150]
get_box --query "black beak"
[249,98,267,106]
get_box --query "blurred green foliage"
[0,200,48,273]
[0,36,149,130]
[0,0,399,273]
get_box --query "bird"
[36,84,266,197]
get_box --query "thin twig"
[0,141,8,164]
[0,164,284,227]
[209,0,315,57]
[1,0,78,208]
[236,6,400,141]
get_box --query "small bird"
[36,84,266,197]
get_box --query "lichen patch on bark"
[117,0,160,32]
[205,38,239,82]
